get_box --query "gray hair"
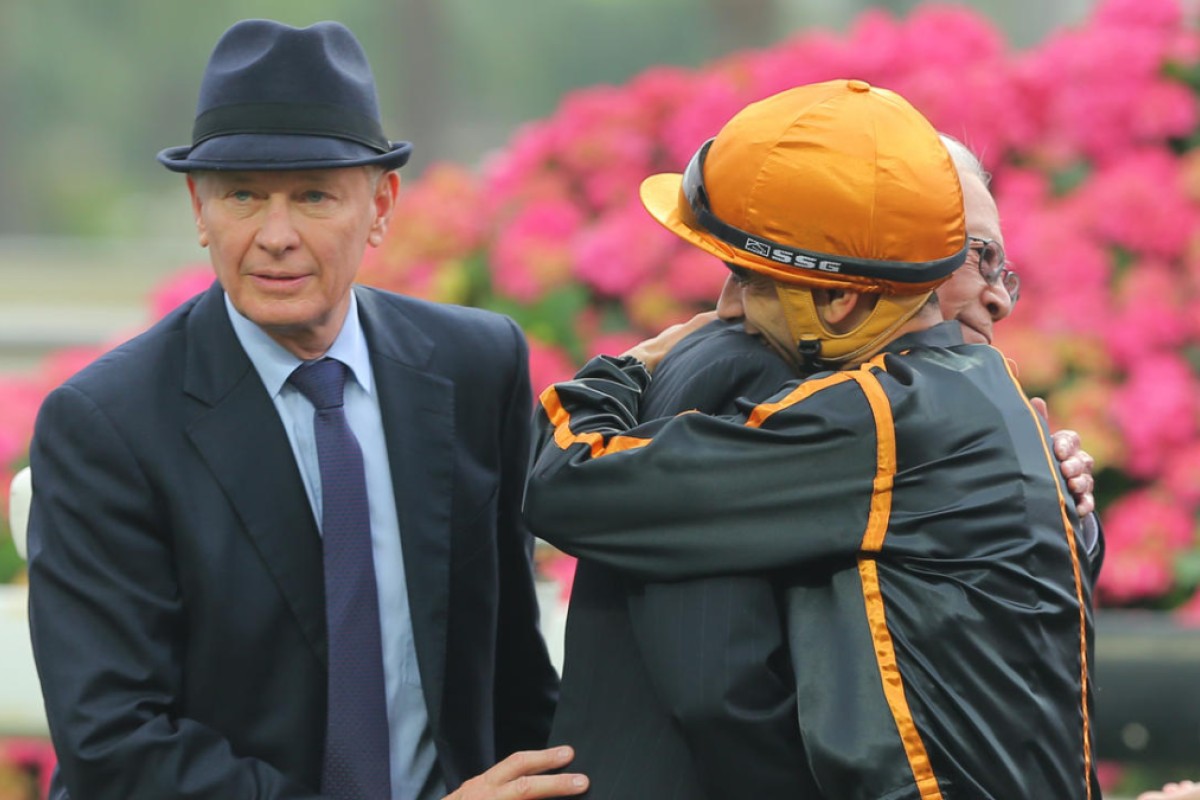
[939,133,990,187]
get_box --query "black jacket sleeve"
[524,356,878,582]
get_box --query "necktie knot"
[289,358,347,410]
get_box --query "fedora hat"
[158,19,412,172]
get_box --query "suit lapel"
[357,287,455,732]
[182,285,327,665]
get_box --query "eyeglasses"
[967,237,1020,303]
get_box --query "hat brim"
[157,134,412,173]
[641,172,816,283]
[640,171,736,261]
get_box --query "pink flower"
[539,551,577,604]
[1104,259,1192,366]
[571,199,673,298]
[364,259,470,305]
[844,9,907,77]
[1093,0,1183,29]
[902,4,1007,65]
[481,124,563,207]
[1015,10,1194,164]
[624,280,693,332]
[1098,488,1196,604]
[659,72,748,167]
[739,30,859,102]
[584,331,644,360]
[1163,442,1200,507]
[663,243,729,303]
[1001,204,1113,338]
[149,265,213,319]
[543,86,658,212]
[627,66,701,115]
[1111,354,1199,478]
[491,199,585,303]
[1131,79,1200,143]
[1028,374,1125,471]
[0,377,43,466]
[377,163,488,264]
[574,307,647,358]
[526,338,579,401]
[40,346,106,390]
[1095,762,1126,795]
[1069,148,1200,261]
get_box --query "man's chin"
[960,325,991,345]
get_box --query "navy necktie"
[289,358,392,800]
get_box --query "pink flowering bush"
[1,2,1198,629]
[363,0,1200,621]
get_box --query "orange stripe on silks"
[848,367,943,798]
[848,370,897,553]
[744,372,854,429]
[859,559,945,800]
[539,386,652,458]
[999,358,1094,799]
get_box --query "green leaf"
[1174,547,1200,589]
[0,537,23,584]
[1049,160,1091,196]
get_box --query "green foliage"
[0,537,20,585]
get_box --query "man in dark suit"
[25,19,585,800]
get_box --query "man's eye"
[727,264,753,285]
[301,190,328,203]
[231,190,254,202]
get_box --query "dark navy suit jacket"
[27,282,558,798]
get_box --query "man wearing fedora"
[25,19,585,800]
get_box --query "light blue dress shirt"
[225,292,445,800]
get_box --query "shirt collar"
[883,320,965,354]
[223,290,374,398]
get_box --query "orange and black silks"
[525,321,1099,800]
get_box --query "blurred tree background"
[0,0,1092,242]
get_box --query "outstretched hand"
[1031,397,1096,518]
[442,747,588,800]
[621,311,718,374]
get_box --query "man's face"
[188,167,397,359]
[934,172,1014,344]
[716,268,804,371]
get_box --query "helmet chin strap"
[774,284,933,371]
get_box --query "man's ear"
[812,288,873,332]
[186,175,208,248]
[368,171,400,247]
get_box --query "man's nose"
[984,281,1013,322]
[716,274,745,320]
[256,196,301,254]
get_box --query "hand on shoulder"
[443,747,587,800]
